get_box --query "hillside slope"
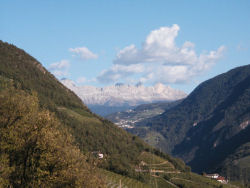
[132,64,250,184]
[0,40,148,177]
[173,71,250,181]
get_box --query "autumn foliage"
[0,88,105,187]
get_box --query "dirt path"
[140,159,175,168]
[149,160,174,168]
[171,177,195,183]
[161,178,179,188]
[163,171,180,174]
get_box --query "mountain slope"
[218,142,250,183]
[131,64,250,184]
[0,40,147,177]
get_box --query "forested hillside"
[131,64,250,185]
[0,87,104,187]
[0,40,149,178]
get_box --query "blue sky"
[1,0,250,93]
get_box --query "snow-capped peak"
[60,78,76,87]
[61,79,187,106]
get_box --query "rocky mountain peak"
[61,79,187,106]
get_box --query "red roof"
[216,176,225,180]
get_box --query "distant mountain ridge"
[61,79,186,106]
[61,79,186,116]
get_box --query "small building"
[92,151,104,159]
[205,173,219,179]
[140,161,146,166]
[216,176,228,184]
[98,153,104,159]
[205,173,228,184]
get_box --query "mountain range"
[61,79,186,116]
[111,64,250,184]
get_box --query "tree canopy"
[0,88,104,187]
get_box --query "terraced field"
[136,152,238,188]
[94,149,244,188]
[136,152,178,174]
[100,169,150,188]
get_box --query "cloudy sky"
[1,0,250,93]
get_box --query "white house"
[205,173,219,179]
[98,153,104,159]
[92,151,104,159]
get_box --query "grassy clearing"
[57,106,102,126]
[138,152,166,164]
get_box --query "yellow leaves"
[0,88,106,187]
[0,153,13,185]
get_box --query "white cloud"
[114,24,224,66]
[98,24,225,85]
[48,60,70,78]
[69,47,98,60]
